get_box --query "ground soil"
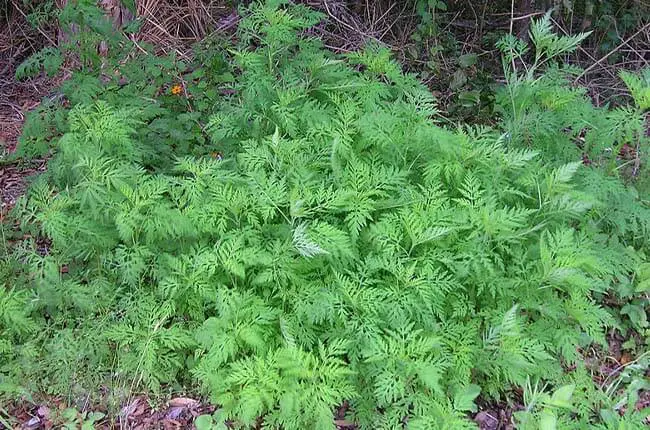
[0,68,59,218]
[3,396,215,430]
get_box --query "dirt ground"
[0,63,56,218]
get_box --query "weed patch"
[1,1,648,428]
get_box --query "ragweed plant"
[2,1,649,428]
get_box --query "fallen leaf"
[166,406,185,420]
[37,405,50,418]
[474,411,499,430]
[121,398,138,417]
[25,417,41,429]
[168,397,198,408]
[132,402,147,418]
[121,397,147,419]
[162,418,182,429]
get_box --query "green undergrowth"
[1,1,649,428]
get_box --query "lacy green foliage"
[495,14,650,364]
[15,0,116,82]
[496,12,649,174]
[15,47,63,80]
[2,1,649,428]
[620,68,650,111]
[496,11,650,257]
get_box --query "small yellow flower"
[171,84,183,95]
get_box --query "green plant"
[58,408,105,430]
[15,47,63,80]
[496,12,649,171]
[514,381,577,429]
[495,11,649,357]
[412,0,447,42]
[406,1,499,122]
[2,1,649,429]
[620,68,650,111]
[195,411,229,430]
[407,0,451,80]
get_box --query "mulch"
[0,31,60,218]
[2,396,216,429]
[1,1,58,216]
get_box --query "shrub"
[2,1,648,428]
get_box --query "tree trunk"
[580,0,594,31]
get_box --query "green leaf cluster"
[2,1,648,428]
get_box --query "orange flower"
[171,84,183,95]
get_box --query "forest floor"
[0,52,58,220]
[1,2,648,429]
[2,61,647,430]
[1,100,47,221]
[0,39,510,430]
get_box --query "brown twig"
[9,0,56,47]
[631,141,641,177]
[322,0,383,45]
[550,17,618,81]
[575,22,650,82]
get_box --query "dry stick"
[599,350,650,390]
[372,2,396,38]
[508,0,515,36]
[607,19,650,73]
[631,141,641,177]
[10,0,57,47]
[440,11,463,34]
[550,17,618,81]
[490,11,546,19]
[138,2,171,40]
[322,0,383,45]
[365,0,373,28]
[614,33,650,69]
[575,22,650,83]
[509,11,546,21]
[379,1,410,41]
